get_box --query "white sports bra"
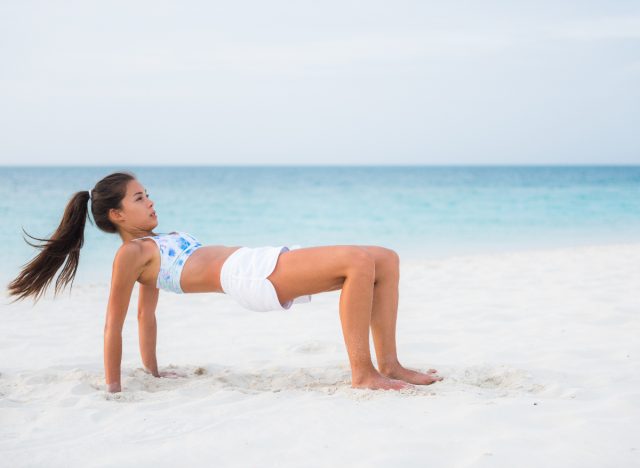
[133,231,203,293]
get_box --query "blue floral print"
[140,231,203,294]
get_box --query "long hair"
[6,171,137,304]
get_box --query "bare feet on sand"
[351,373,414,391]
[379,365,444,386]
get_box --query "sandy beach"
[1,242,639,467]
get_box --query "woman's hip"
[220,245,312,312]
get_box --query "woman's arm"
[137,282,159,376]
[104,243,146,393]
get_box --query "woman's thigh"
[267,245,372,305]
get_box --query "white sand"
[1,242,639,467]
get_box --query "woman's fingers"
[158,370,186,378]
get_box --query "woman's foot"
[379,364,443,385]
[351,372,415,391]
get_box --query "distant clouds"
[550,15,640,40]
[0,1,638,165]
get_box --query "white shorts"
[220,245,313,312]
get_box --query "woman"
[7,171,443,393]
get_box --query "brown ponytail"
[7,171,136,304]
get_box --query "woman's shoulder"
[114,238,155,269]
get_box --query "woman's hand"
[143,365,186,379]
[157,370,186,378]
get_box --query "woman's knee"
[344,247,376,279]
[361,246,400,275]
[369,247,399,282]
[385,248,400,273]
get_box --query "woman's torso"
[131,232,242,293]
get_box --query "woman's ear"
[108,207,124,225]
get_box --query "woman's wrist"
[144,365,160,377]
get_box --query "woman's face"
[109,179,158,232]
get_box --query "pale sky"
[1,1,639,165]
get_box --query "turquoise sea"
[1,165,639,287]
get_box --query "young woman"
[7,171,443,393]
